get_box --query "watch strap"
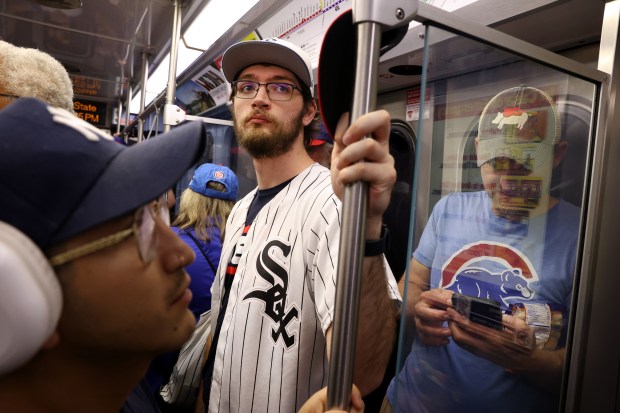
[364,225,390,257]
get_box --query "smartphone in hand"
[451,293,503,331]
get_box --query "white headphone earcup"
[0,221,62,375]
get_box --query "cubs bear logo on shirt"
[441,241,538,309]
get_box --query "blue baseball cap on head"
[188,163,238,201]
[0,98,206,249]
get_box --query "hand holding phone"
[451,293,503,331]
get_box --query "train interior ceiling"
[0,0,605,133]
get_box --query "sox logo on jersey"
[243,239,300,348]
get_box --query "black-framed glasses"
[232,81,301,101]
[48,194,170,267]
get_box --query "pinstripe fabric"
[209,164,334,413]
[208,164,399,413]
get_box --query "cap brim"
[309,139,327,146]
[52,122,206,243]
[318,11,408,138]
[222,41,312,91]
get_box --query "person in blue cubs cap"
[0,98,206,413]
[177,163,238,318]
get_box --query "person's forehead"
[237,64,299,85]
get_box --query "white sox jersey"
[208,164,399,413]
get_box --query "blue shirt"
[388,191,581,413]
[174,225,222,319]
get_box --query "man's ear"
[303,100,318,126]
[553,141,569,168]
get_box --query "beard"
[233,107,305,159]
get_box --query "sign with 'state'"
[73,99,106,127]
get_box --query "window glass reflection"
[390,25,595,413]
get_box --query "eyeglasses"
[232,81,301,101]
[48,194,170,267]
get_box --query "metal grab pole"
[163,0,182,133]
[327,20,382,411]
[124,83,132,132]
[138,50,149,142]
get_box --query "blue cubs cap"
[188,163,238,201]
[0,98,206,249]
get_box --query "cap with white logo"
[477,86,560,168]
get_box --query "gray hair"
[0,40,74,113]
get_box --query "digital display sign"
[73,99,107,127]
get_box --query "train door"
[376,5,607,412]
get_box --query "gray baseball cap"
[221,37,314,95]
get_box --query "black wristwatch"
[364,225,390,257]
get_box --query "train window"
[172,123,257,214]
[391,22,597,413]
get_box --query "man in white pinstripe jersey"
[201,37,401,413]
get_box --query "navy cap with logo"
[188,163,238,201]
[0,98,206,249]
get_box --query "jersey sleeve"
[305,193,341,335]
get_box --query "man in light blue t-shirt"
[388,86,581,412]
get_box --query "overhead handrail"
[163,103,233,127]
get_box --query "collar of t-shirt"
[245,177,295,225]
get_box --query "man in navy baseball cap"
[0,98,206,250]
[0,98,207,412]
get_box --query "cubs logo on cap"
[188,163,238,201]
